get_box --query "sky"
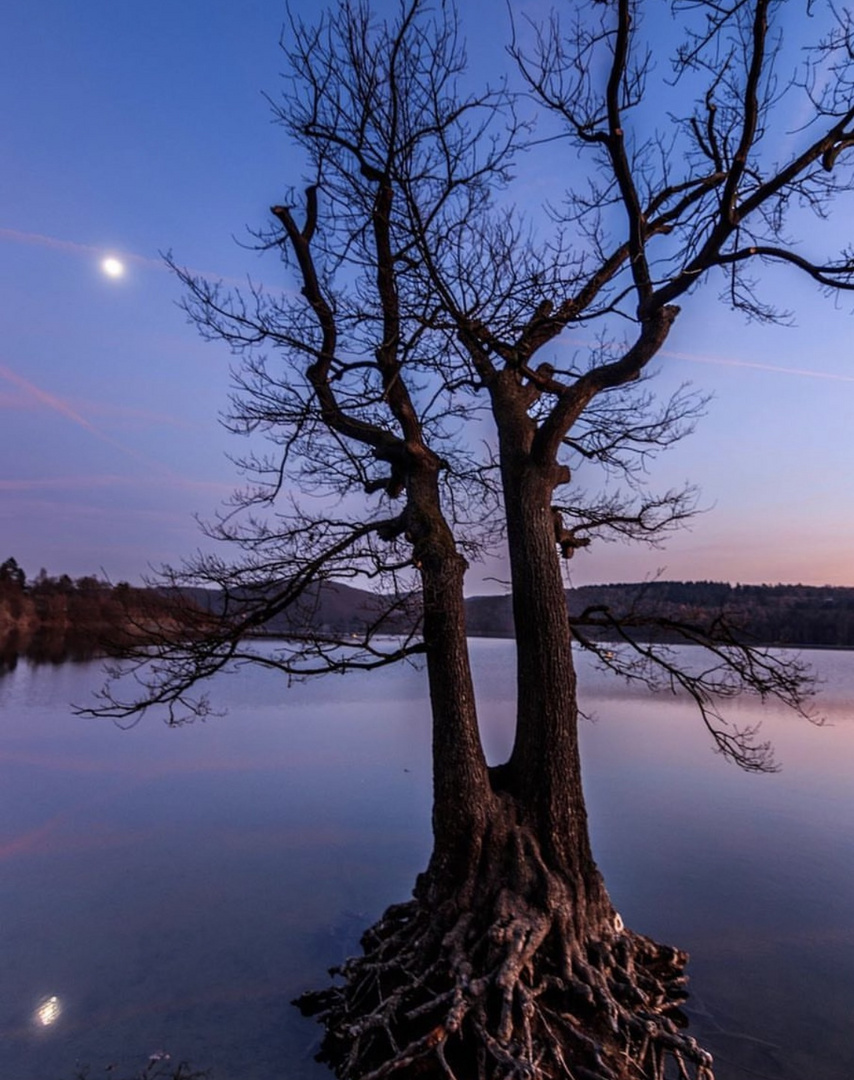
[1,1,853,592]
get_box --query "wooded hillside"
[467,581,854,648]
[3,555,853,671]
[0,558,192,669]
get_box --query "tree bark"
[502,462,610,921]
[406,455,494,896]
[490,372,610,931]
[420,542,494,894]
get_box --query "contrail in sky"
[557,335,854,385]
[0,224,264,288]
[5,226,850,382]
[0,226,163,270]
[0,361,232,495]
[0,362,101,433]
[0,361,174,469]
[661,348,854,383]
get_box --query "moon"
[101,256,125,278]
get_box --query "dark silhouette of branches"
[87,0,854,763]
[571,589,819,772]
[78,5,854,1078]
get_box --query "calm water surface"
[0,641,852,1079]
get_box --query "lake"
[0,640,852,1079]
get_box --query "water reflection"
[0,643,851,1078]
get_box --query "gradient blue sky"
[2,1,853,591]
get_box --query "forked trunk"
[297,413,714,1079]
[500,461,611,932]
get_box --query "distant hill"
[227,577,854,649]
[4,555,854,669]
[179,579,417,637]
[467,581,854,648]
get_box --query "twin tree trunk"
[421,458,612,925]
[413,401,609,936]
[300,385,714,1079]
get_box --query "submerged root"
[296,827,715,1080]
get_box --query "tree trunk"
[419,539,495,895]
[486,371,607,913]
[296,410,715,1080]
[498,456,612,934]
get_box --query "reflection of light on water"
[34,995,62,1027]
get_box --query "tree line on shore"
[3,555,854,672]
[0,558,191,670]
[469,580,854,648]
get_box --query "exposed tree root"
[296,813,715,1080]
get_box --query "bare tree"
[90,2,854,1077]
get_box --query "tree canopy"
[89,3,854,1078]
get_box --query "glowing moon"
[101,256,125,278]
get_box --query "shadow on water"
[0,630,108,674]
